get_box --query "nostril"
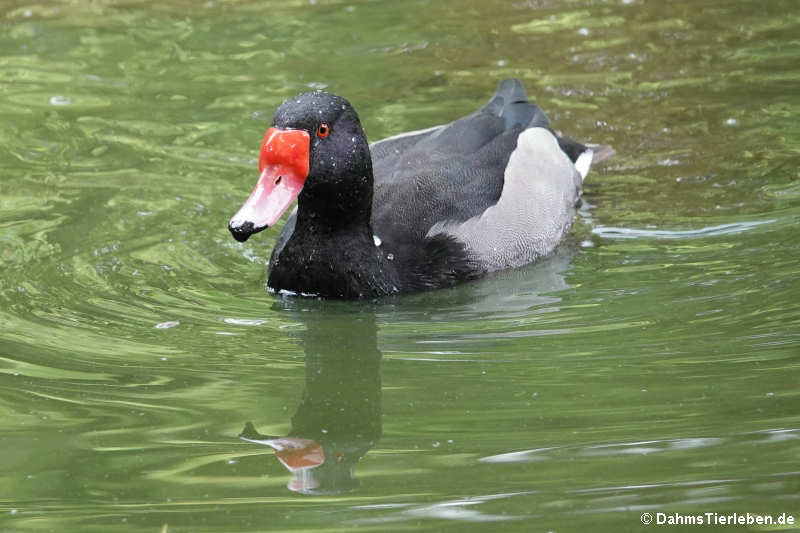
[274,176,282,185]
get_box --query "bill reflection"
[239,309,381,494]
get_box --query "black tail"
[487,78,551,131]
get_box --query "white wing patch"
[574,148,594,181]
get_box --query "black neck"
[295,180,373,235]
[269,195,395,298]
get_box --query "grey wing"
[428,127,584,272]
[369,79,557,245]
[369,124,447,173]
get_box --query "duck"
[228,79,610,299]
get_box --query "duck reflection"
[239,307,381,495]
[237,246,577,495]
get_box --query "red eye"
[317,123,330,138]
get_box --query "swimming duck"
[229,79,608,298]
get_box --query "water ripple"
[593,219,775,239]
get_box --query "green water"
[1,0,799,531]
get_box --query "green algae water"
[1,0,799,531]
